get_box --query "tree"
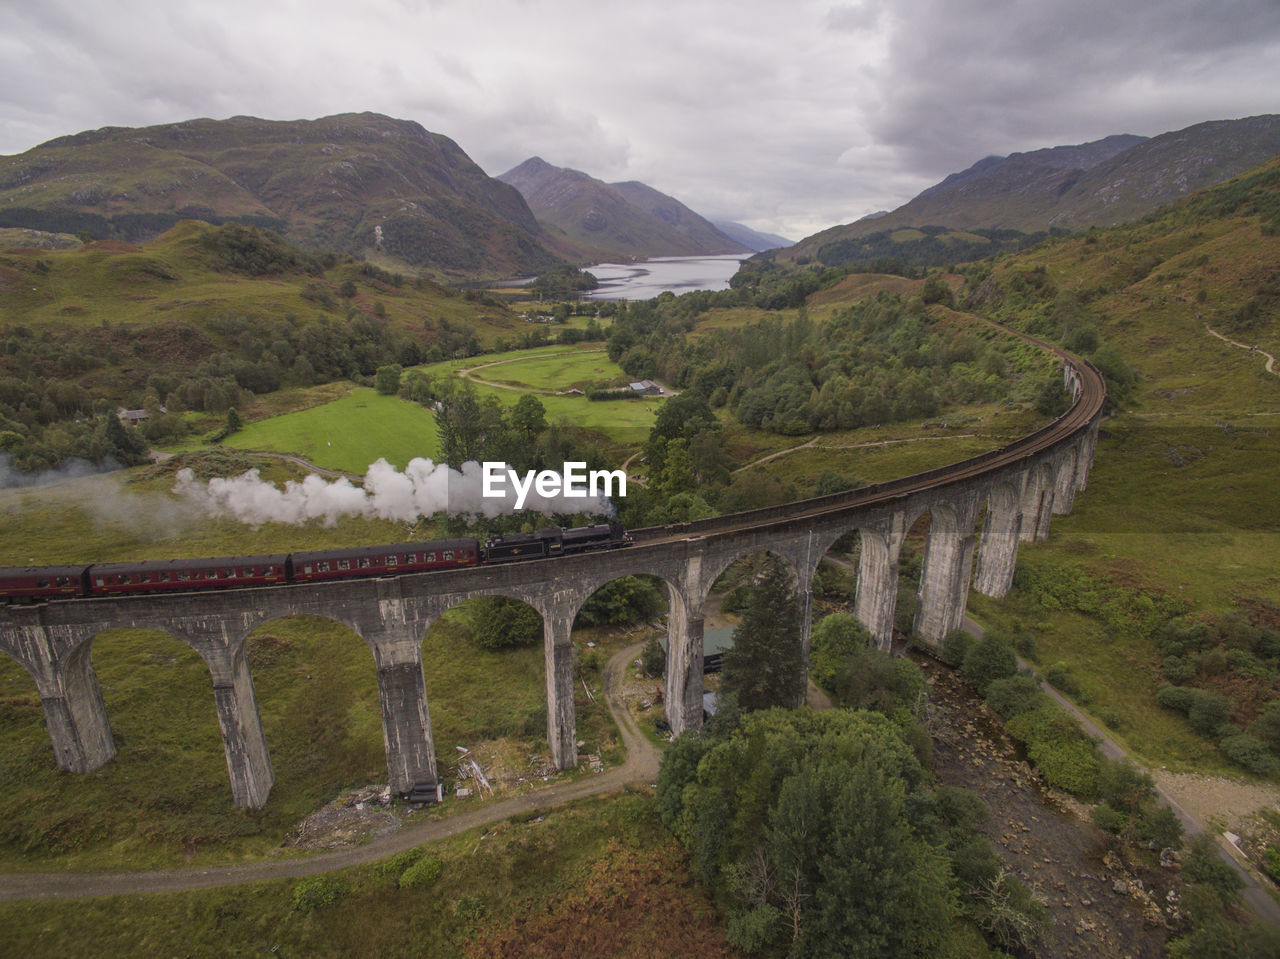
[375,364,402,396]
[809,613,872,692]
[509,394,547,439]
[436,381,506,465]
[226,407,243,434]
[471,597,541,651]
[720,556,806,711]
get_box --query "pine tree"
[720,556,806,711]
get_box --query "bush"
[1136,805,1184,850]
[399,855,444,889]
[375,848,422,881]
[1044,663,1079,696]
[471,596,542,650]
[961,635,1018,695]
[1155,685,1198,715]
[1248,702,1280,753]
[640,635,666,679]
[1219,733,1280,776]
[1188,691,1232,739]
[292,876,349,911]
[1162,655,1196,685]
[1091,804,1130,834]
[1006,706,1104,799]
[939,629,973,667]
[1182,834,1244,905]
[983,675,1044,719]
[810,613,873,691]
[834,648,927,717]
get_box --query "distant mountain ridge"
[0,113,563,278]
[712,220,792,252]
[498,157,750,261]
[779,115,1280,265]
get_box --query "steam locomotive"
[0,522,632,603]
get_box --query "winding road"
[0,641,660,902]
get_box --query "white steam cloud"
[173,458,613,526]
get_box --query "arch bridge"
[0,340,1104,809]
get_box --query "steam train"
[0,522,632,603]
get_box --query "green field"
[224,388,441,474]
[464,348,625,392]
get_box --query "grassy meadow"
[222,388,441,473]
[0,791,737,959]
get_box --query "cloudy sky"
[3,0,1279,240]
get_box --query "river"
[584,254,748,301]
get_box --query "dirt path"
[0,642,660,902]
[455,349,607,395]
[1204,322,1279,376]
[731,433,978,473]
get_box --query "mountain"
[0,113,564,278]
[712,220,792,252]
[498,157,750,261]
[777,115,1280,265]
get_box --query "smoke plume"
[173,458,613,526]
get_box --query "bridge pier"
[24,632,117,774]
[973,485,1023,599]
[915,504,980,644]
[1019,464,1056,542]
[541,604,577,770]
[665,556,705,737]
[367,636,437,795]
[201,640,274,810]
[854,514,909,649]
[1052,450,1079,515]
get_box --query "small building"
[116,407,150,426]
[662,625,736,674]
[629,380,661,396]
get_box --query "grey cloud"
[1,0,1278,240]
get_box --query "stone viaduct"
[0,349,1104,811]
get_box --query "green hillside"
[0,220,523,473]
[0,113,565,279]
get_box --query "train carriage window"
[359,558,372,569]
[317,562,331,573]
[35,579,48,589]
[56,576,69,587]
[426,552,437,563]
[387,556,398,567]
[95,576,105,587]
[178,572,191,581]
[338,560,351,571]
[159,572,171,582]
[443,550,454,561]
[226,568,237,579]
[303,564,314,574]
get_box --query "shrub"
[1136,805,1184,850]
[1219,733,1280,777]
[939,629,973,667]
[399,855,444,889]
[1091,804,1130,834]
[1187,691,1232,739]
[983,675,1044,719]
[1161,655,1196,685]
[961,635,1018,695]
[810,613,872,691]
[292,876,349,911]
[1006,706,1104,799]
[1155,685,1198,715]
[1044,663,1079,696]
[834,648,927,718]
[1248,702,1280,753]
[375,848,422,881]
[1182,834,1244,905]
[640,635,666,679]
[1263,846,1280,884]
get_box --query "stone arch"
[244,613,387,803]
[83,624,265,807]
[418,590,576,774]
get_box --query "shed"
[629,380,661,395]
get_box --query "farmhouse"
[628,379,661,395]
